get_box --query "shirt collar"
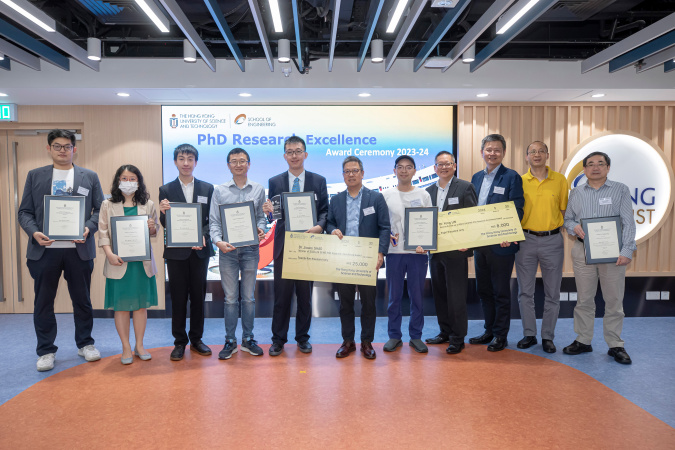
[436,177,454,190]
[225,178,251,189]
[347,186,363,200]
[179,177,195,188]
[523,166,550,181]
[484,164,502,176]
[288,170,305,182]
[582,178,613,190]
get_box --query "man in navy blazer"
[469,134,524,352]
[327,156,390,359]
[425,151,478,354]
[263,136,328,356]
[18,129,104,372]
[159,144,215,361]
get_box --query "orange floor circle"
[1,344,674,449]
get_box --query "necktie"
[292,177,300,193]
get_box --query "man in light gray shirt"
[210,148,267,360]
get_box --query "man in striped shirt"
[563,151,636,364]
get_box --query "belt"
[523,228,561,237]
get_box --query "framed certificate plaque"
[219,201,259,247]
[166,203,203,248]
[111,215,151,262]
[404,207,438,251]
[43,195,86,240]
[282,191,317,232]
[580,216,623,264]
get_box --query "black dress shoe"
[469,332,494,345]
[170,345,185,361]
[336,341,356,358]
[190,341,212,356]
[425,335,449,345]
[360,342,376,360]
[487,337,508,352]
[297,341,312,353]
[563,340,593,355]
[269,342,284,356]
[446,342,465,354]
[517,336,537,349]
[542,339,556,353]
[608,347,632,365]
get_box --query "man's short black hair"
[394,155,416,168]
[583,151,611,167]
[342,155,363,171]
[481,134,506,151]
[173,143,199,161]
[527,141,548,154]
[228,147,250,163]
[284,136,306,152]
[434,151,455,163]
[47,129,76,146]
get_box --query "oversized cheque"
[435,201,525,253]
[282,232,379,286]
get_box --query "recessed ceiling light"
[476,93,489,98]
[0,92,8,97]
[591,93,605,98]
[117,92,130,97]
[358,93,371,97]
[239,93,252,97]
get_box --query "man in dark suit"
[262,136,328,356]
[425,151,478,354]
[18,129,104,372]
[158,144,214,361]
[327,156,390,360]
[470,134,524,352]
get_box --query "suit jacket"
[158,177,215,260]
[471,164,524,256]
[268,170,329,260]
[426,177,478,259]
[326,187,391,255]
[98,199,159,279]
[18,164,104,261]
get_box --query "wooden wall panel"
[458,102,675,276]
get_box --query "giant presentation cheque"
[282,232,379,286]
[435,201,525,253]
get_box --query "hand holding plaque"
[43,195,86,241]
[219,201,259,247]
[110,215,151,261]
[165,203,203,248]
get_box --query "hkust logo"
[169,114,178,129]
[235,114,247,125]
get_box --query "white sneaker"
[78,345,101,362]
[37,353,55,372]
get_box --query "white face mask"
[119,181,138,195]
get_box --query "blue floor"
[1,314,674,429]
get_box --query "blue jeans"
[385,253,428,340]
[219,245,259,342]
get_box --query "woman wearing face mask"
[99,165,158,364]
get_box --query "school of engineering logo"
[169,114,178,128]
[235,114,247,125]
[560,131,675,243]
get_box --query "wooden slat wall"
[458,102,675,276]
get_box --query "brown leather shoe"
[336,341,356,358]
[361,342,376,360]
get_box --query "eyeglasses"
[343,169,362,175]
[51,144,74,151]
[527,150,547,155]
[396,165,414,171]
[483,148,503,154]
[435,163,454,168]
[285,150,305,157]
[228,160,249,166]
[586,163,607,168]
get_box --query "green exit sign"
[0,104,17,122]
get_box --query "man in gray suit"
[425,151,477,354]
[18,129,104,372]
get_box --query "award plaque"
[282,191,317,232]
[111,215,151,261]
[581,216,623,264]
[166,203,203,248]
[219,201,259,247]
[43,195,85,240]
[404,207,438,251]
[266,194,283,222]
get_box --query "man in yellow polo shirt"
[515,141,568,353]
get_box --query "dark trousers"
[474,248,515,338]
[336,283,377,343]
[26,248,95,356]
[271,255,312,345]
[429,253,469,343]
[166,252,209,346]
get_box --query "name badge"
[599,197,612,206]
[493,186,505,195]
[77,186,89,196]
[363,206,375,216]
[447,197,459,205]
[197,196,208,204]
[410,199,422,207]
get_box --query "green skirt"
[104,261,158,311]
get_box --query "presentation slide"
[161,105,455,279]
